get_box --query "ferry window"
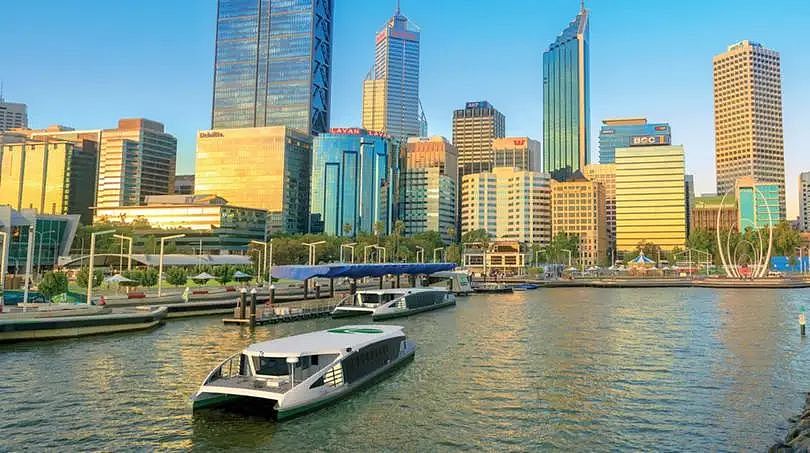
[312,355,319,366]
[309,376,325,389]
[255,357,288,376]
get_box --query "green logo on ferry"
[328,328,384,334]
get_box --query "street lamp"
[415,246,424,263]
[560,248,573,268]
[374,245,387,263]
[433,247,444,263]
[302,241,326,265]
[35,230,55,279]
[364,245,376,263]
[158,234,186,297]
[340,242,357,263]
[113,234,133,271]
[251,240,268,283]
[0,231,7,312]
[86,229,115,304]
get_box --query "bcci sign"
[630,135,670,146]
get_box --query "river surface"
[1,288,809,451]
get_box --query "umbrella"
[233,271,252,279]
[631,252,655,265]
[191,272,217,281]
[565,267,578,272]
[105,274,135,284]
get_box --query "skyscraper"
[492,137,542,172]
[0,95,27,132]
[452,101,506,177]
[361,3,421,141]
[543,3,590,181]
[800,172,810,232]
[551,173,607,266]
[598,118,671,164]
[211,0,334,135]
[402,136,457,242]
[714,40,785,219]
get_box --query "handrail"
[202,352,241,385]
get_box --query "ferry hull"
[371,299,456,321]
[330,307,374,319]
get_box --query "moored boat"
[427,271,473,296]
[473,283,514,294]
[191,325,415,420]
[331,288,455,321]
[512,283,540,291]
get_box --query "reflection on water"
[0,288,808,451]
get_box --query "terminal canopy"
[272,263,456,281]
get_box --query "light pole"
[35,230,55,279]
[560,248,573,268]
[341,242,357,263]
[302,241,326,265]
[415,246,424,263]
[374,245,386,263]
[364,245,376,263]
[251,240,268,283]
[22,224,35,306]
[433,247,444,263]
[113,234,133,271]
[86,229,115,304]
[158,234,186,297]
[0,231,7,312]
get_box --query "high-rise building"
[551,172,607,266]
[460,167,551,244]
[691,195,738,232]
[0,207,80,273]
[492,137,542,172]
[172,175,195,195]
[96,119,177,209]
[453,101,506,177]
[211,0,334,134]
[195,126,311,234]
[735,176,781,230]
[685,174,695,237]
[543,4,589,181]
[309,128,396,237]
[615,145,686,252]
[402,136,457,242]
[0,137,97,222]
[583,163,616,254]
[0,95,27,132]
[361,4,421,141]
[800,172,810,232]
[598,118,671,164]
[714,40,785,218]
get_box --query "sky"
[2,0,809,217]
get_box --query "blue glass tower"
[543,4,589,181]
[310,128,396,236]
[599,118,671,163]
[211,0,333,135]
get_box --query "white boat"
[426,270,473,295]
[331,287,455,321]
[192,325,415,420]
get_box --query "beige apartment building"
[402,136,458,242]
[583,163,616,253]
[551,173,607,266]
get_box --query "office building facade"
[551,173,607,266]
[714,40,785,218]
[0,206,79,273]
[598,118,671,164]
[691,195,738,232]
[453,101,506,177]
[583,163,616,254]
[800,172,810,232]
[172,175,195,195]
[615,145,686,252]
[211,0,334,134]
[492,137,541,172]
[361,5,421,140]
[309,128,395,237]
[195,126,311,234]
[0,97,27,132]
[543,4,589,181]
[402,136,457,242]
[735,176,781,230]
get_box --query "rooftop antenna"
[580,0,585,12]
[0,80,4,103]
[395,0,400,16]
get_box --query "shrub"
[39,272,69,300]
[165,267,188,287]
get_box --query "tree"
[140,268,159,287]
[213,265,234,285]
[461,229,490,246]
[373,221,386,244]
[342,223,353,237]
[772,221,800,257]
[446,226,457,245]
[165,267,188,287]
[39,272,68,300]
[76,268,103,289]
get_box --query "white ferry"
[192,325,415,420]
[331,287,455,321]
[427,270,473,295]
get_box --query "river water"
[1,288,808,451]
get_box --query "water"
[1,288,808,451]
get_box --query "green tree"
[772,221,800,257]
[76,268,103,289]
[165,267,188,286]
[373,221,386,245]
[213,265,234,285]
[140,268,159,287]
[342,223,353,237]
[39,272,68,300]
[461,229,490,247]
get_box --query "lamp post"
[113,234,133,271]
[340,242,357,263]
[415,246,424,263]
[35,230,55,280]
[560,248,573,268]
[302,241,326,266]
[86,229,115,304]
[0,231,7,312]
[364,245,376,263]
[374,245,386,263]
[158,234,186,297]
[251,240,268,283]
[433,247,444,263]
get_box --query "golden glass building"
[713,40,785,218]
[402,136,457,242]
[195,126,311,234]
[551,173,607,266]
[583,163,616,253]
[615,145,686,252]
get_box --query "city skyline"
[2,0,810,216]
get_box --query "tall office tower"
[685,174,695,237]
[0,94,27,132]
[714,40,785,219]
[361,4,420,141]
[615,145,686,252]
[402,136,457,242]
[196,126,311,234]
[309,128,395,237]
[583,163,616,255]
[460,168,551,244]
[800,172,810,232]
[598,118,671,164]
[452,101,506,177]
[211,0,333,135]
[551,173,607,266]
[492,137,542,172]
[543,4,589,181]
[96,119,177,208]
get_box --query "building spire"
[580,0,585,12]
[395,0,400,16]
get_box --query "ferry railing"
[204,352,241,385]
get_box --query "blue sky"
[2,0,809,216]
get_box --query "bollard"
[379,276,384,289]
[239,288,247,319]
[315,282,321,299]
[329,278,335,298]
[396,275,401,288]
[303,279,309,299]
[269,285,276,306]
[249,288,257,328]
[350,279,357,295]
[801,309,806,337]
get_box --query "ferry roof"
[244,325,405,357]
[272,263,455,281]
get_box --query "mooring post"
[801,307,806,337]
[239,287,247,319]
[269,284,275,306]
[303,278,309,299]
[329,278,335,298]
[350,279,357,295]
[396,274,401,288]
[249,288,257,328]
[379,276,384,289]
[315,282,321,299]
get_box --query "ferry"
[473,283,514,294]
[426,270,473,295]
[331,287,455,321]
[192,325,415,420]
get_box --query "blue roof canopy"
[272,263,456,281]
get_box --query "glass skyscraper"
[211,0,333,135]
[542,5,590,181]
[309,128,396,236]
[598,118,671,163]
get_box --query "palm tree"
[342,222,353,237]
